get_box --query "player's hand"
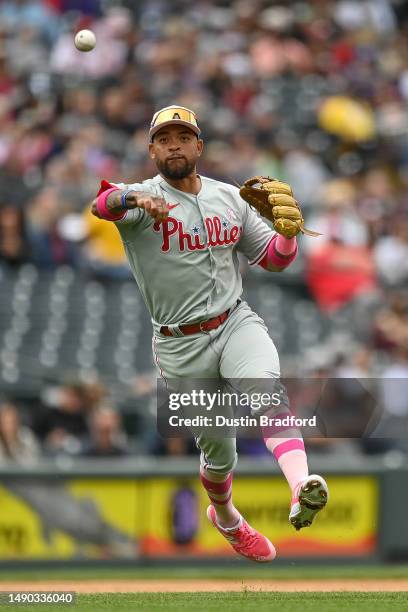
[125,191,169,222]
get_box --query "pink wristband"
[259,234,298,269]
[96,185,126,221]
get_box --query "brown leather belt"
[160,308,231,337]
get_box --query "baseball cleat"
[207,505,276,563]
[289,474,329,531]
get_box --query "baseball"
[74,29,96,52]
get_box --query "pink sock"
[200,469,240,529]
[262,414,309,502]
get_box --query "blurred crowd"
[0,0,407,461]
[2,363,408,463]
[0,380,130,464]
[0,375,201,462]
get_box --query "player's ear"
[148,142,156,159]
[197,138,204,156]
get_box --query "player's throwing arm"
[91,190,169,223]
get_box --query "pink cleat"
[289,474,329,531]
[207,505,276,563]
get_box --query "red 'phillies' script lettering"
[153,216,242,253]
[178,225,206,251]
[153,217,178,252]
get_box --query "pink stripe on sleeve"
[272,439,305,460]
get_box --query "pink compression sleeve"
[95,181,126,221]
[259,234,298,269]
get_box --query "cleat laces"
[234,525,259,551]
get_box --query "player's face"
[149,125,203,180]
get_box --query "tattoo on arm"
[106,190,126,216]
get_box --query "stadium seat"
[0,266,358,390]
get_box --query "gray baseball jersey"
[108,173,281,474]
[113,174,274,331]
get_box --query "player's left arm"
[238,176,322,272]
[235,191,296,273]
[257,233,298,273]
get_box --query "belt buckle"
[199,320,207,333]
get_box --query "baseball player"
[91,105,328,562]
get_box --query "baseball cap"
[149,105,201,141]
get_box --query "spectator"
[282,147,330,209]
[26,187,78,268]
[366,346,408,453]
[50,8,131,77]
[34,382,90,455]
[303,179,369,253]
[373,291,408,352]
[81,379,107,412]
[80,205,131,280]
[374,218,408,288]
[0,401,40,465]
[81,407,128,457]
[0,205,30,266]
[379,346,408,420]
[305,240,377,312]
[0,0,59,44]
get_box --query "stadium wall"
[0,457,405,565]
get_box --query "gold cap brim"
[149,106,201,140]
[149,120,201,140]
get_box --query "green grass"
[0,566,407,611]
[0,593,407,612]
[1,564,408,582]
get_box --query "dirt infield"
[1,579,408,592]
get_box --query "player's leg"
[198,433,275,562]
[153,334,238,512]
[217,302,328,529]
[152,334,240,530]
[153,332,275,561]
[217,303,309,487]
[197,434,240,528]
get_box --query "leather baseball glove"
[239,176,321,239]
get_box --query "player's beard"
[157,156,196,180]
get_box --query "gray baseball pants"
[152,300,280,474]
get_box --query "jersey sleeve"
[237,199,275,266]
